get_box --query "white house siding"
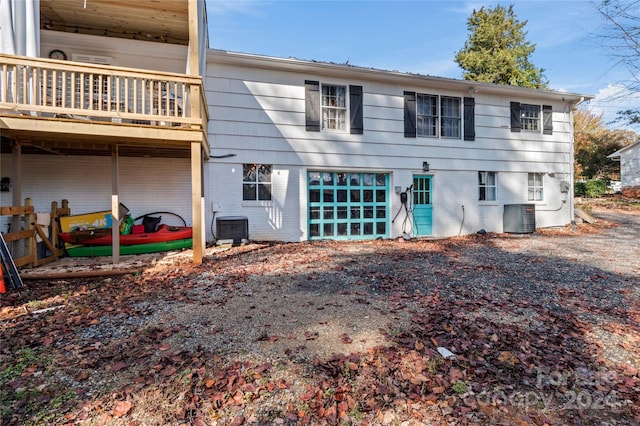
[40,30,188,73]
[205,51,580,242]
[0,154,192,233]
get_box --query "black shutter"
[404,91,416,138]
[305,80,320,132]
[543,105,553,135]
[510,102,521,132]
[349,85,363,134]
[463,97,475,141]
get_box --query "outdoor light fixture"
[422,161,430,172]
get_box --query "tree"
[595,0,640,127]
[455,4,548,89]
[573,109,636,179]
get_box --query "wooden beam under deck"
[1,116,204,144]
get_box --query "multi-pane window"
[242,164,272,201]
[417,94,438,136]
[308,171,388,240]
[521,104,540,131]
[478,171,497,201]
[415,94,461,138]
[441,96,461,138]
[322,84,346,131]
[528,173,544,201]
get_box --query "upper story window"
[322,85,347,131]
[417,94,438,137]
[406,92,475,141]
[305,81,363,134]
[527,173,544,201]
[478,171,497,201]
[510,102,553,134]
[441,96,462,138]
[414,94,461,138]
[520,104,540,132]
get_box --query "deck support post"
[111,146,121,264]
[10,140,22,254]
[191,141,203,264]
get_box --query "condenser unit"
[216,216,249,243]
[503,204,536,233]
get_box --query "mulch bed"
[1,209,639,425]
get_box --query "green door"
[412,175,432,236]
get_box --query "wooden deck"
[0,54,208,157]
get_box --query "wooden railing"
[0,54,208,132]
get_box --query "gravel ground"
[2,207,639,424]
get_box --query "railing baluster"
[61,69,67,108]
[124,76,129,113]
[132,77,138,114]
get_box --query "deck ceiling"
[40,0,189,45]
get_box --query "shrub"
[585,179,608,198]
[574,179,608,198]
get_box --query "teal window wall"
[308,171,389,240]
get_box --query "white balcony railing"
[0,54,207,130]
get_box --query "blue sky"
[207,0,639,130]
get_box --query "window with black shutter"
[405,91,465,139]
[306,81,363,133]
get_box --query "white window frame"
[321,83,347,132]
[242,164,272,201]
[521,104,541,132]
[416,93,461,139]
[478,171,497,202]
[441,96,461,138]
[527,172,544,201]
[417,94,438,137]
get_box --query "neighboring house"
[205,50,590,241]
[0,0,209,263]
[608,141,640,198]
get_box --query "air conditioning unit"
[216,216,249,243]
[503,204,536,233]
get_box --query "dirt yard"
[1,204,639,425]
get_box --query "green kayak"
[65,238,193,257]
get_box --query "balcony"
[0,53,208,158]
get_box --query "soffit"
[40,0,189,45]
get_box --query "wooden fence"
[0,199,70,268]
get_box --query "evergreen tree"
[455,4,548,89]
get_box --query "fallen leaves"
[112,400,132,417]
[1,232,639,425]
[339,333,353,344]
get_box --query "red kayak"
[59,225,192,246]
